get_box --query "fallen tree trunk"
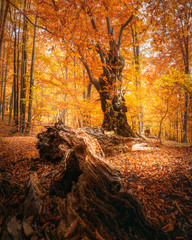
[82,126,138,156]
[1,124,168,240]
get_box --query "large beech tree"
[32,0,137,137]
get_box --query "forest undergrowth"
[0,123,191,240]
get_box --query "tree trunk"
[0,47,4,115]
[81,16,135,138]
[99,44,134,137]
[16,13,21,121]
[131,25,144,135]
[0,123,168,240]
[27,16,38,132]
[8,83,14,125]
[182,66,190,143]
[20,0,28,132]
[2,54,8,121]
[180,13,190,143]
[182,90,188,143]
[0,0,9,59]
[83,70,92,126]
[13,13,19,128]
[82,126,134,156]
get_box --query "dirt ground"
[0,122,191,240]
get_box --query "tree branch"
[80,57,100,91]
[90,16,106,64]
[52,0,56,6]
[89,14,111,79]
[117,14,133,50]
[106,16,115,50]
[84,7,110,78]
[5,0,53,34]
[106,17,112,35]
[61,35,101,93]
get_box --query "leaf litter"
[108,141,192,240]
[0,130,191,240]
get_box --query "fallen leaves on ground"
[0,125,191,239]
[107,142,192,240]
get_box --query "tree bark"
[0,0,9,59]
[8,82,13,125]
[99,42,134,137]
[27,16,38,132]
[2,53,8,120]
[16,13,21,122]
[131,25,144,135]
[14,123,167,240]
[179,10,190,143]
[182,90,188,143]
[20,0,28,132]
[81,16,135,138]
[62,67,68,125]
[0,46,5,115]
[13,12,19,128]
[82,126,133,156]
[182,65,190,143]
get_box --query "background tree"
[148,0,192,142]
[32,0,138,137]
[27,15,38,132]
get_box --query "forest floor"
[0,122,191,240]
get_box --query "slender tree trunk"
[0,1,9,59]
[86,83,92,125]
[27,16,38,132]
[0,0,5,21]
[62,66,68,125]
[20,0,28,132]
[0,46,5,115]
[73,56,81,127]
[179,13,190,142]
[158,93,172,143]
[9,82,14,125]
[2,53,8,120]
[182,90,188,143]
[182,64,190,143]
[131,26,144,135]
[13,13,19,127]
[83,70,92,126]
[16,14,21,119]
[62,94,67,124]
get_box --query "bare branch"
[90,17,105,62]
[117,14,133,50]
[5,0,53,34]
[80,57,100,91]
[52,0,56,6]
[91,17,98,32]
[62,35,101,92]
[106,16,115,50]
[89,15,108,69]
[96,44,106,64]
[106,17,112,35]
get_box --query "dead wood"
[1,124,168,240]
[82,126,138,156]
